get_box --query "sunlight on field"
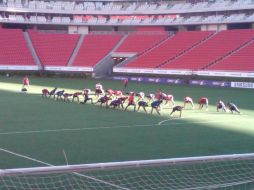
[1,80,254,138]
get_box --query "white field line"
[0,118,250,136]
[0,147,130,190]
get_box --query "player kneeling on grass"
[216,100,227,112]
[227,102,240,114]
[125,92,136,112]
[94,95,111,107]
[170,106,184,118]
[42,89,49,98]
[72,92,83,103]
[55,90,65,101]
[198,97,209,111]
[184,96,194,109]
[81,89,93,104]
[151,100,163,115]
[137,100,148,113]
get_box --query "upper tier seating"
[29,30,80,66]
[0,28,35,65]
[115,33,168,54]
[208,41,254,71]
[72,34,122,67]
[161,29,254,70]
[124,31,213,68]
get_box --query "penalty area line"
[0,147,130,190]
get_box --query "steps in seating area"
[114,32,168,55]
[124,31,214,68]
[72,34,122,67]
[161,29,254,70]
[28,30,80,66]
[208,40,254,71]
[0,28,35,66]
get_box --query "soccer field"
[0,76,254,171]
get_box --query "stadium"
[0,0,254,189]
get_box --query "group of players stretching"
[41,83,240,118]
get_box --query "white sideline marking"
[0,147,130,190]
[0,118,251,136]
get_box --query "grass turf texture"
[0,76,254,169]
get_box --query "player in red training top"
[184,96,195,109]
[124,92,136,112]
[123,79,128,89]
[156,90,163,100]
[22,75,29,88]
[198,97,209,111]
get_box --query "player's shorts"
[199,99,208,104]
[173,106,183,112]
[96,89,102,94]
[230,106,237,111]
[128,102,135,106]
[151,103,160,108]
[217,104,222,109]
[138,101,148,107]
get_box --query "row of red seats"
[124,31,214,68]
[0,28,35,65]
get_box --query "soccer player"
[123,78,128,89]
[162,94,175,106]
[136,92,145,101]
[156,90,163,101]
[22,75,30,89]
[113,90,123,97]
[49,87,57,98]
[42,89,49,98]
[216,100,227,112]
[125,92,136,112]
[95,83,105,97]
[72,92,83,103]
[109,97,127,109]
[55,90,65,101]
[81,89,94,104]
[170,106,184,118]
[146,93,155,102]
[151,100,163,115]
[94,95,110,107]
[227,102,240,114]
[106,89,115,97]
[137,100,149,113]
[63,93,73,102]
[184,96,195,109]
[198,97,209,111]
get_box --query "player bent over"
[137,101,148,113]
[136,92,145,101]
[81,89,93,104]
[42,89,49,98]
[198,97,209,111]
[170,106,184,118]
[216,100,227,112]
[162,94,175,106]
[55,90,65,101]
[125,92,136,112]
[63,93,73,102]
[109,97,127,109]
[94,95,110,107]
[151,100,163,115]
[146,93,155,103]
[72,92,83,103]
[184,96,194,109]
[49,87,57,98]
[227,102,240,114]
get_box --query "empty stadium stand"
[28,30,80,66]
[0,28,35,66]
[115,33,168,55]
[72,34,122,67]
[161,29,254,70]
[124,31,214,68]
[208,40,254,71]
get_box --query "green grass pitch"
[0,76,254,169]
